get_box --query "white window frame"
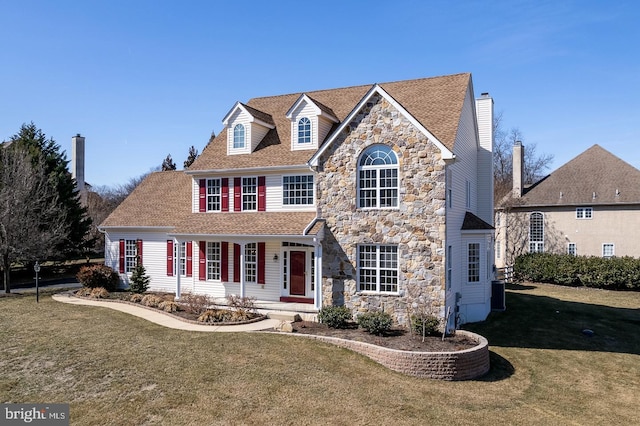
[567,243,577,256]
[282,175,314,205]
[207,178,221,212]
[576,207,593,219]
[602,243,615,258]
[124,239,138,273]
[177,242,186,277]
[233,124,245,149]
[245,242,257,283]
[242,177,257,211]
[207,242,221,281]
[297,117,311,144]
[529,212,544,253]
[357,145,399,209]
[357,244,398,294]
[467,242,480,283]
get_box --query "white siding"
[250,123,271,152]
[290,101,319,150]
[226,110,252,155]
[475,95,494,225]
[317,116,334,144]
[192,178,199,213]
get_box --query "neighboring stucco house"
[495,143,640,268]
[100,72,495,329]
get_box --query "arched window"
[358,145,398,208]
[529,212,544,253]
[233,124,245,149]
[297,117,311,144]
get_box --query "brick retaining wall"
[292,330,490,380]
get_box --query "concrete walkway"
[52,292,283,332]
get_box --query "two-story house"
[495,143,640,268]
[100,72,495,329]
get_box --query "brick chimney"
[512,141,524,197]
[71,133,86,197]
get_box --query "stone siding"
[317,94,447,325]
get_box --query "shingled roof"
[172,212,319,236]
[100,171,192,228]
[189,73,471,171]
[518,144,640,206]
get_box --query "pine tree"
[129,262,150,294]
[183,145,199,169]
[161,154,176,171]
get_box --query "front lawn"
[1,284,638,425]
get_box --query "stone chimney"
[71,133,86,196]
[513,141,524,197]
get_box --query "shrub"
[89,287,109,299]
[179,293,211,315]
[226,294,257,320]
[141,294,163,308]
[318,306,352,329]
[76,264,119,292]
[198,309,230,323]
[75,287,92,297]
[129,293,144,303]
[129,263,150,294]
[357,311,392,335]
[158,300,179,313]
[411,314,440,337]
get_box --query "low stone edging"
[287,330,490,380]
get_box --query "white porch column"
[239,242,245,298]
[314,243,323,310]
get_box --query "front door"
[290,251,306,296]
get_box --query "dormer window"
[298,118,311,144]
[233,124,245,149]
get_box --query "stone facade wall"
[317,94,447,325]
[290,330,490,380]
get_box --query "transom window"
[576,207,593,219]
[297,117,311,144]
[529,212,544,253]
[467,243,480,283]
[358,245,398,293]
[283,175,314,205]
[125,240,138,273]
[233,124,245,149]
[602,243,615,258]
[358,145,398,209]
[242,177,257,211]
[245,243,257,283]
[207,242,221,280]
[207,178,221,211]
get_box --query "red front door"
[290,251,306,296]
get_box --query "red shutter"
[199,241,206,281]
[233,243,241,282]
[199,179,206,212]
[166,240,174,276]
[258,176,266,211]
[118,239,125,273]
[186,241,193,277]
[221,242,229,281]
[221,178,229,212]
[234,177,242,211]
[258,242,265,284]
[136,239,143,265]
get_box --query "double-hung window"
[124,240,138,273]
[242,177,257,211]
[602,243,615,258]
[207,242,221,280]
[245,243,257,283]
[207,179,221,211]
[283,175,314,205]
[467,243,480,283]
[358,245,398,293]
[358,145,398,209]
[178,242,186,276]
[298,117,311,144]
[233,124,245,149]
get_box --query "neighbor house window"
[233,124,245,149]
[245,243,257,283]
[125,239,138,273]
[358,145,398,208]
[602,243,615,258]
[358,245,398,293]
[242,177,257,211]
[567,243,577,256]
[529,212,544,253]
[207,242,221,280]
[467,243,480,283]
[297,117,311,144]
[576,207,593,219]
[207,178,221,211]
[283,175,314,205]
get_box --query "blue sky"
[1,0,638,187]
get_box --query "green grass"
[1,284,639,425]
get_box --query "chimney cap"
[481,92,490,97]
[74,133,82,138]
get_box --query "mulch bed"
[288,321,477,352]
